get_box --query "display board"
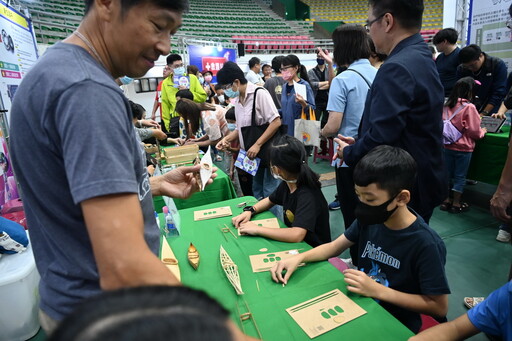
[468,0,512,70]
[187,44,237,83]
[0,0,38,204]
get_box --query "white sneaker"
[341,258,356,270]
[496,229,511,243]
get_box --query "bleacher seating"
[301,0,443,30]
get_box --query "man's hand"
[490,190,512,222]
[270,254,304,285]
[232,211,252,227]
[491,112,506,120]
[140,119,160,128]
[151,165,217,198]
[178,85,187,90]
[343,269,383,298]
[247,144,261,159]
[238,222,260,236]
[317,47,333,65]
[333,134,355,161]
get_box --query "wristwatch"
[243,206,256,215]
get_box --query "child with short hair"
[270,145,450,333]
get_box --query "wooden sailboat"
[188,243,200,270]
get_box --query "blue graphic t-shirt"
[344,211,450,333]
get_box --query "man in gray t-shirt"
[9,0,212,332]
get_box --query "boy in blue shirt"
[270,145,450,333]
[411,281,511,340]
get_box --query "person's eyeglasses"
[507,19,512,29]
[171,63,184,69]
[365,13,386,32]
[280,65,293,72]
[220,83,233,90]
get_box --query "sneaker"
[496,229,511,243]
[466,179,478,185]
[329,200,341,210]
[341,258,356,270]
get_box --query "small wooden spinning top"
[188,243,200,270]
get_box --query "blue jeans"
[444,149,472,193]
[252,166,283,219]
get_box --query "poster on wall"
[0,129,19,205]
[187,44,237,83]
[468,0,512,70]
[0,0,38,122]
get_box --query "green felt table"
[153,166,237,212]
[467,125,509,185]
[160,197,414,341]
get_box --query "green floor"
[316,159,511,341]
[28,157,511,341]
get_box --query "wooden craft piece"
[144,144,158,154]
[199,146,213,191]
[160,238,181,282]
[220,245,243,295]
[286,289,366,338]
[194,206,232,221]
[236,298,263,340]
[221,223,238,239]
[187,243,200,270]
[164,144,199,165]
[238,217,280,236]
[249,249,301,273]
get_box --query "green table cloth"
[153,167,237,212]
[160,197,414,340]
[467,125,509,185]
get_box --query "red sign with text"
[201,57,226,76]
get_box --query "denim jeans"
[444,149,473,193]
[252,166,283,219]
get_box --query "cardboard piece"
[199,146,213,191]
[238,217,280,236]
[286,289,366,338]
[194,206,233,221]
[160,238,181,282]
[163,144,199,165]
[249,249,300,272]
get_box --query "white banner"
[468,0,512,70]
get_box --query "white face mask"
[217,95,225,103]
[271,166,297,183]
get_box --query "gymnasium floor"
[28,156,511,341]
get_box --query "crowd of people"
[6,0,511,339]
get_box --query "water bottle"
[162,206,179,237]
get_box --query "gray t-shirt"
[9,43,159,320]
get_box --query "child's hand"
[343,269,382,298]
[238,222,260,236]
[270,254,304,285]
[232,211,251,228]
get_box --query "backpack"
[442,103,467,145]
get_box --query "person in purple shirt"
[333,0,446,223]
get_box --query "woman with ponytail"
[280,54,316,138]
[232,135,331,247]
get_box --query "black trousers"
[335,166,359,265]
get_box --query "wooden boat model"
[188,243,200,270]
[220,245,243,295]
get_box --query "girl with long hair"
[232,135,331,247]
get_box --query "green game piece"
[328,308,337,316]
[321,312,331,319]
[269,257,275,262]
[276,256,281,261]
[263,258,269,263]
[335,306,344,313]
[267,254,275,257]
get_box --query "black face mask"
[354,195,398,226]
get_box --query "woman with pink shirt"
[440,77,487,214]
